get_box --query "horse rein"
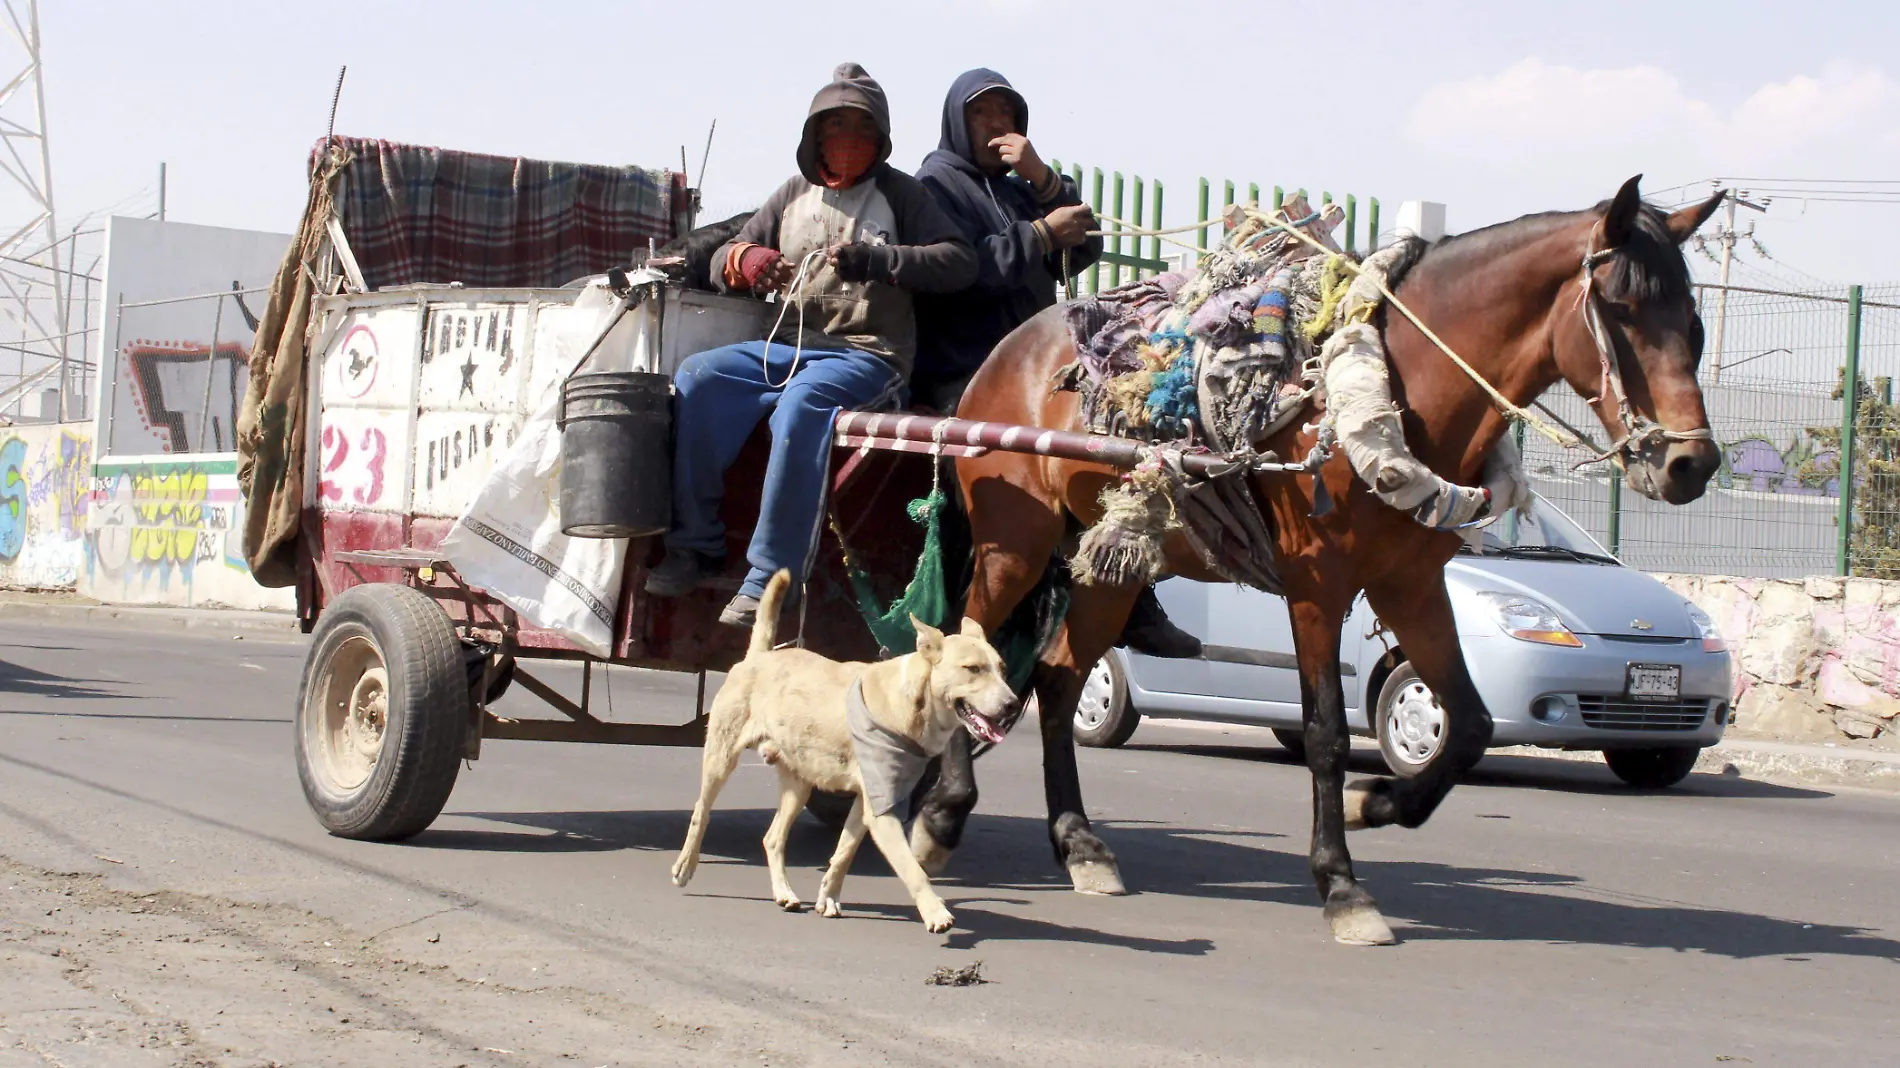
[1572,224,1714,470]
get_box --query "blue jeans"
[667,341,904,599]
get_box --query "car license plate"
[1627,663,1681,702]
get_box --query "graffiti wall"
[0,421,94,590]
[77,456,293,611]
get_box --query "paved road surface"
[2,622,1897,1066]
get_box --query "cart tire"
[296,583,467,841]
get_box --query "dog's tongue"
[964,712,1006,745]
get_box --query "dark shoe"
[644,548,725,597]
[718,593,761,629]
[1117,585,1203,659]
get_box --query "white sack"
[439,277,658,656]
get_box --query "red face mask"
[819,130,879,190]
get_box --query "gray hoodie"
[712,64,977,375]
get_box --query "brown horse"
[909,176,1727,944]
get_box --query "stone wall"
[1656,573,1900,744]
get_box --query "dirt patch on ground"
[0,857,787,1067]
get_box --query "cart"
[291,274,982,837]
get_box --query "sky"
[11,0,1900,329]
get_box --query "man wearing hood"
[914,69,1199,659]
[645,63,977,627]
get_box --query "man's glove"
[734,244,782,289]
[831,242,893,284]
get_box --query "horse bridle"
[1574,226,1715,468]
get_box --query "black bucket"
[558,371,672,539]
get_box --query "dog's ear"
[910,615,944,663]
[958,616,986,639]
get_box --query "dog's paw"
[670,854,696,888]
[920,902,955,933]
[774,892,805,912]
[816,896,842,919]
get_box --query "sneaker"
[1117,585,1203,659]
[644,548,725,597]
[718,593,761,629]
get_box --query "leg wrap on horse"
[1322,323,1494,530]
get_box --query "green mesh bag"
[841,489,1066,694]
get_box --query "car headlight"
[1476,592,1582,647]
[1685,602,1725,653]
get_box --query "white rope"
[759,247,831,388]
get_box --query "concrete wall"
[79,454,293,611]
[73,216,296,612]
[1659,573,1900,745]
[0,421,92,589]
[94,216,289,457]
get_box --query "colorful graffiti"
[80,456,289,609]
[1717,434,1840,497]
[125,342,250,454]
[0,424,93,588]
[0,436,26,560]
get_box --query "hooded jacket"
[712,63,977,376]
[911,69,1102,393]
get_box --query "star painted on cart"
[459,354,477,397]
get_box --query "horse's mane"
[1384,202,1691,304]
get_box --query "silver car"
[1078,494,1733,788]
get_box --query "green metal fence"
[1519,281,1900,580]
[1047,161,1379,294]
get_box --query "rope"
[759,247,831,388]
[1085,212,1215,256]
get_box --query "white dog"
[671,570,1014,931]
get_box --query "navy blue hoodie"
[912,70,1102,402]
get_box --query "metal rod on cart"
[833,411,1239,478]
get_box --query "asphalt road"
[2,621,1898,1067]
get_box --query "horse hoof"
[911,820,952,877]
[1342,780,1381,831]
[1068,858,1127,896]
[1329,905,1398,946]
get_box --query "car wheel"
[1075,655,1140,748]
[1603,746,1701,789]
[1271,728,1307,762]
[1375,662,1448,779]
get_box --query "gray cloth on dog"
[846,677,932,817]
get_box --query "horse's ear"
[1664,190,1726,245]
[1602,174,1644,246]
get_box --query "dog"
[671,569,1014,932]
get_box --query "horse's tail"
[749,569,793,657]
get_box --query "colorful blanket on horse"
[1051,199,1515,593]
[1058,204,1339,452]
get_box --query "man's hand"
[828,242,891,284]
[1044,204,1095,250]
[987,133,1050,189]
[750,256,796,294]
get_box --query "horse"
[907,176,1727,945]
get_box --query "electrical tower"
[0,0,67,418]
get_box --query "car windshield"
[1460,492,1619,564]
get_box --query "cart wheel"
[296,583,467,840]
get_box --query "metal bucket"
[558,371,672,539]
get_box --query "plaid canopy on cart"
[323,136,685,290]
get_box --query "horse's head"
[1552,176,1725,505]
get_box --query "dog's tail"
[749,569,793,656]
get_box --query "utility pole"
[1706,190,1767,384]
